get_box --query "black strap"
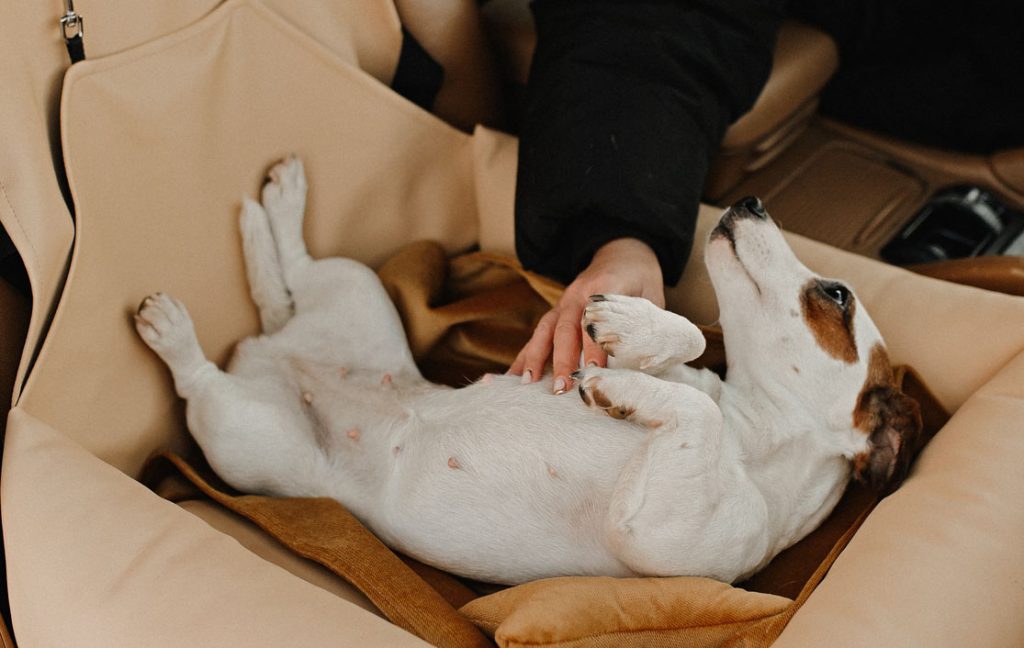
[60,5,86,64]
[65,32,86,64]
[390,28,443,111]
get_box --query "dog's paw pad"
[576,368,636,420]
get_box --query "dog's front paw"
[574,366,660,427]
[583,295,705,371]
[134,293,202,368]
[261,155,307,227]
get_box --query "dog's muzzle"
[710,196,769,245]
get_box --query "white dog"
[136,157,920,585]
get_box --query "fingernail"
[520,369,533,385]
[553,376,567,395]
[587,361,599,368]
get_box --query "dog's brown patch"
[590,387,613,409]
[801,280,857,363]
[851,344,923,492]
[578,383,594,407]
[584,386,634,420]
[606,406,635,420]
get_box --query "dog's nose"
[735,196,768,219]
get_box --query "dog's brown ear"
[853,387,923,494]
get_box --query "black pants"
[789,0,1024,153]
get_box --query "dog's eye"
[819,282,850,308]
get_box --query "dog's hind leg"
[135,292,323,495]
[260,156,312,284]
[257,156,420,377]
[575,366,767,581]
[240,199,293,334]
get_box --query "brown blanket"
[146,242,947,648]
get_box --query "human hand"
[509,238,665,393]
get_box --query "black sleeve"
[515,0,783,285]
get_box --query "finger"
[551,303,584,393]
[518,309,558,383]
[508,348,527,376]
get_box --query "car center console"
[882,186,1024,265]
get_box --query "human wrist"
[592,237,659,264]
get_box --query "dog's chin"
[706,232,762,298]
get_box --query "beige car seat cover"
[2,407,429,647]
[20,0,478,474]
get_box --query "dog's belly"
[304,373,647,583]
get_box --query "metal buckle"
[60,0,84,42]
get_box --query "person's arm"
[511,0,783,392]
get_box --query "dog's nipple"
[447,456,461,470]
[302,392,313,404]
[338,367,349,378]
[392,445,401,456]
[381,372,393,387]
[347,427,361,441]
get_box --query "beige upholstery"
[774,348,1024,646]
[0,2,76,399]
[180,499,381,614]
[1,1,1023,647]
[2,408,428,648]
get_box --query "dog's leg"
[135,293,322,495]
[255,156,420,377]
[576,366,766,581]
[261,155,312,283]
[582,294,723,399]
[240,199,293,334]
[582,295,706,372]
[135,293,215,397]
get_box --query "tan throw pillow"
[460,576,792,648]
